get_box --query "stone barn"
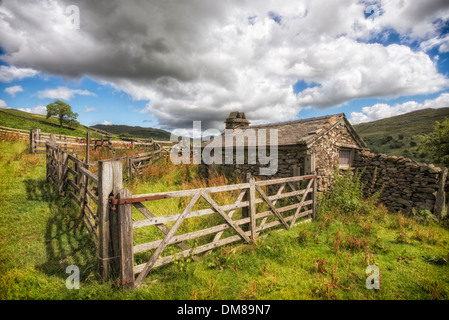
[199,111,368,191]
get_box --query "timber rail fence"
[45,141,317,290]
[0,125,171,156]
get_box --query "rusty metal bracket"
[108,194,169,211]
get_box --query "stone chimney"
[225,111,250,130]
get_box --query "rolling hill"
[0,108,95,138]
[91,124,172,141]
[0,108,172,141]
[353,107,449,163]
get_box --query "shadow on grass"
[24,178,99,281]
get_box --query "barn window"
[339,149,351,167]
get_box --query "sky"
[1,0,449,137]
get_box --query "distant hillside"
[0,108,119,139]
[353,107,449,163]
[0,108,90,138]
[92,124,171,141]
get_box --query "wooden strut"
[109,194,169,210]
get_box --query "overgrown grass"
[1,139,448,300]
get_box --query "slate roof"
[203,113,367,149]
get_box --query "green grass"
[0,108,89,137]
[1,139,448,300]
[0,108,120,139]
[353,107,449,163]
[92,124,172,141]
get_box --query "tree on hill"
[46,100,79,128]
[419,117,449,168]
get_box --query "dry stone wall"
[198,147,307,181]
[353,150,447,218]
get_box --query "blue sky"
[1,1,449,136]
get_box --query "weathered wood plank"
[133,202,197,259]
[134,214,314,274]
[255,184,290,230]
[257,182,286,235]
[118,189,134,290]
[289,178,314,228]
[210,188,247,246]
[130,182,250,200]
[255,174,316,186]
[194,192,251,243]
[133,192,202,288]
[132,199,250,229]
[312,177,318,220]
[79,166,98,184]
[86,187,98,206]
[133,232,247,274]
[97,160,123,280]
[248,174,257,241]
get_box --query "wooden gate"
[110,172,317,290]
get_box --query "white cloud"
[4,85,24,97]
[0,65,37,82]
[420,34,449,53]
[84,107,96,113]
[37,86,96,100]
[101,120,112,125]
[0,0,449,129]
[0,99,8,108]
[18,105,47,115]
[295,40,448,109]
[349,92,449,124]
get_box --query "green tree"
[46,100,79,128]
[419,117,449,167]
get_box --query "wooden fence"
[45,144,317,290]
[31,129,167,155]
[46,142,101,248]
[0,127,29,142]
[106,161,317,290]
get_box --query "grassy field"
[92,124,172,141]
[0,108,121,139]
[1,138,448,300]
[353,107,449,163]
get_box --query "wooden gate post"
[248,173,257,242]
[312,170,318,220]
[117,188,134,290]
[97,160,123,280]
[241,173,250,231]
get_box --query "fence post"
[434,167,447,220]
[312,170,318,220]
[57,146,62,193]
[248,173,257,242]
[97,160,123,280]
[117,188,134,290]
[45,144,49,182]
[59,150,68,195]
[29,129,36,154]
[86,131,90,167]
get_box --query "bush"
[388,140,404,149]
[318,167,383,219]
[412,208,438,226]
[319,168,365,215]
